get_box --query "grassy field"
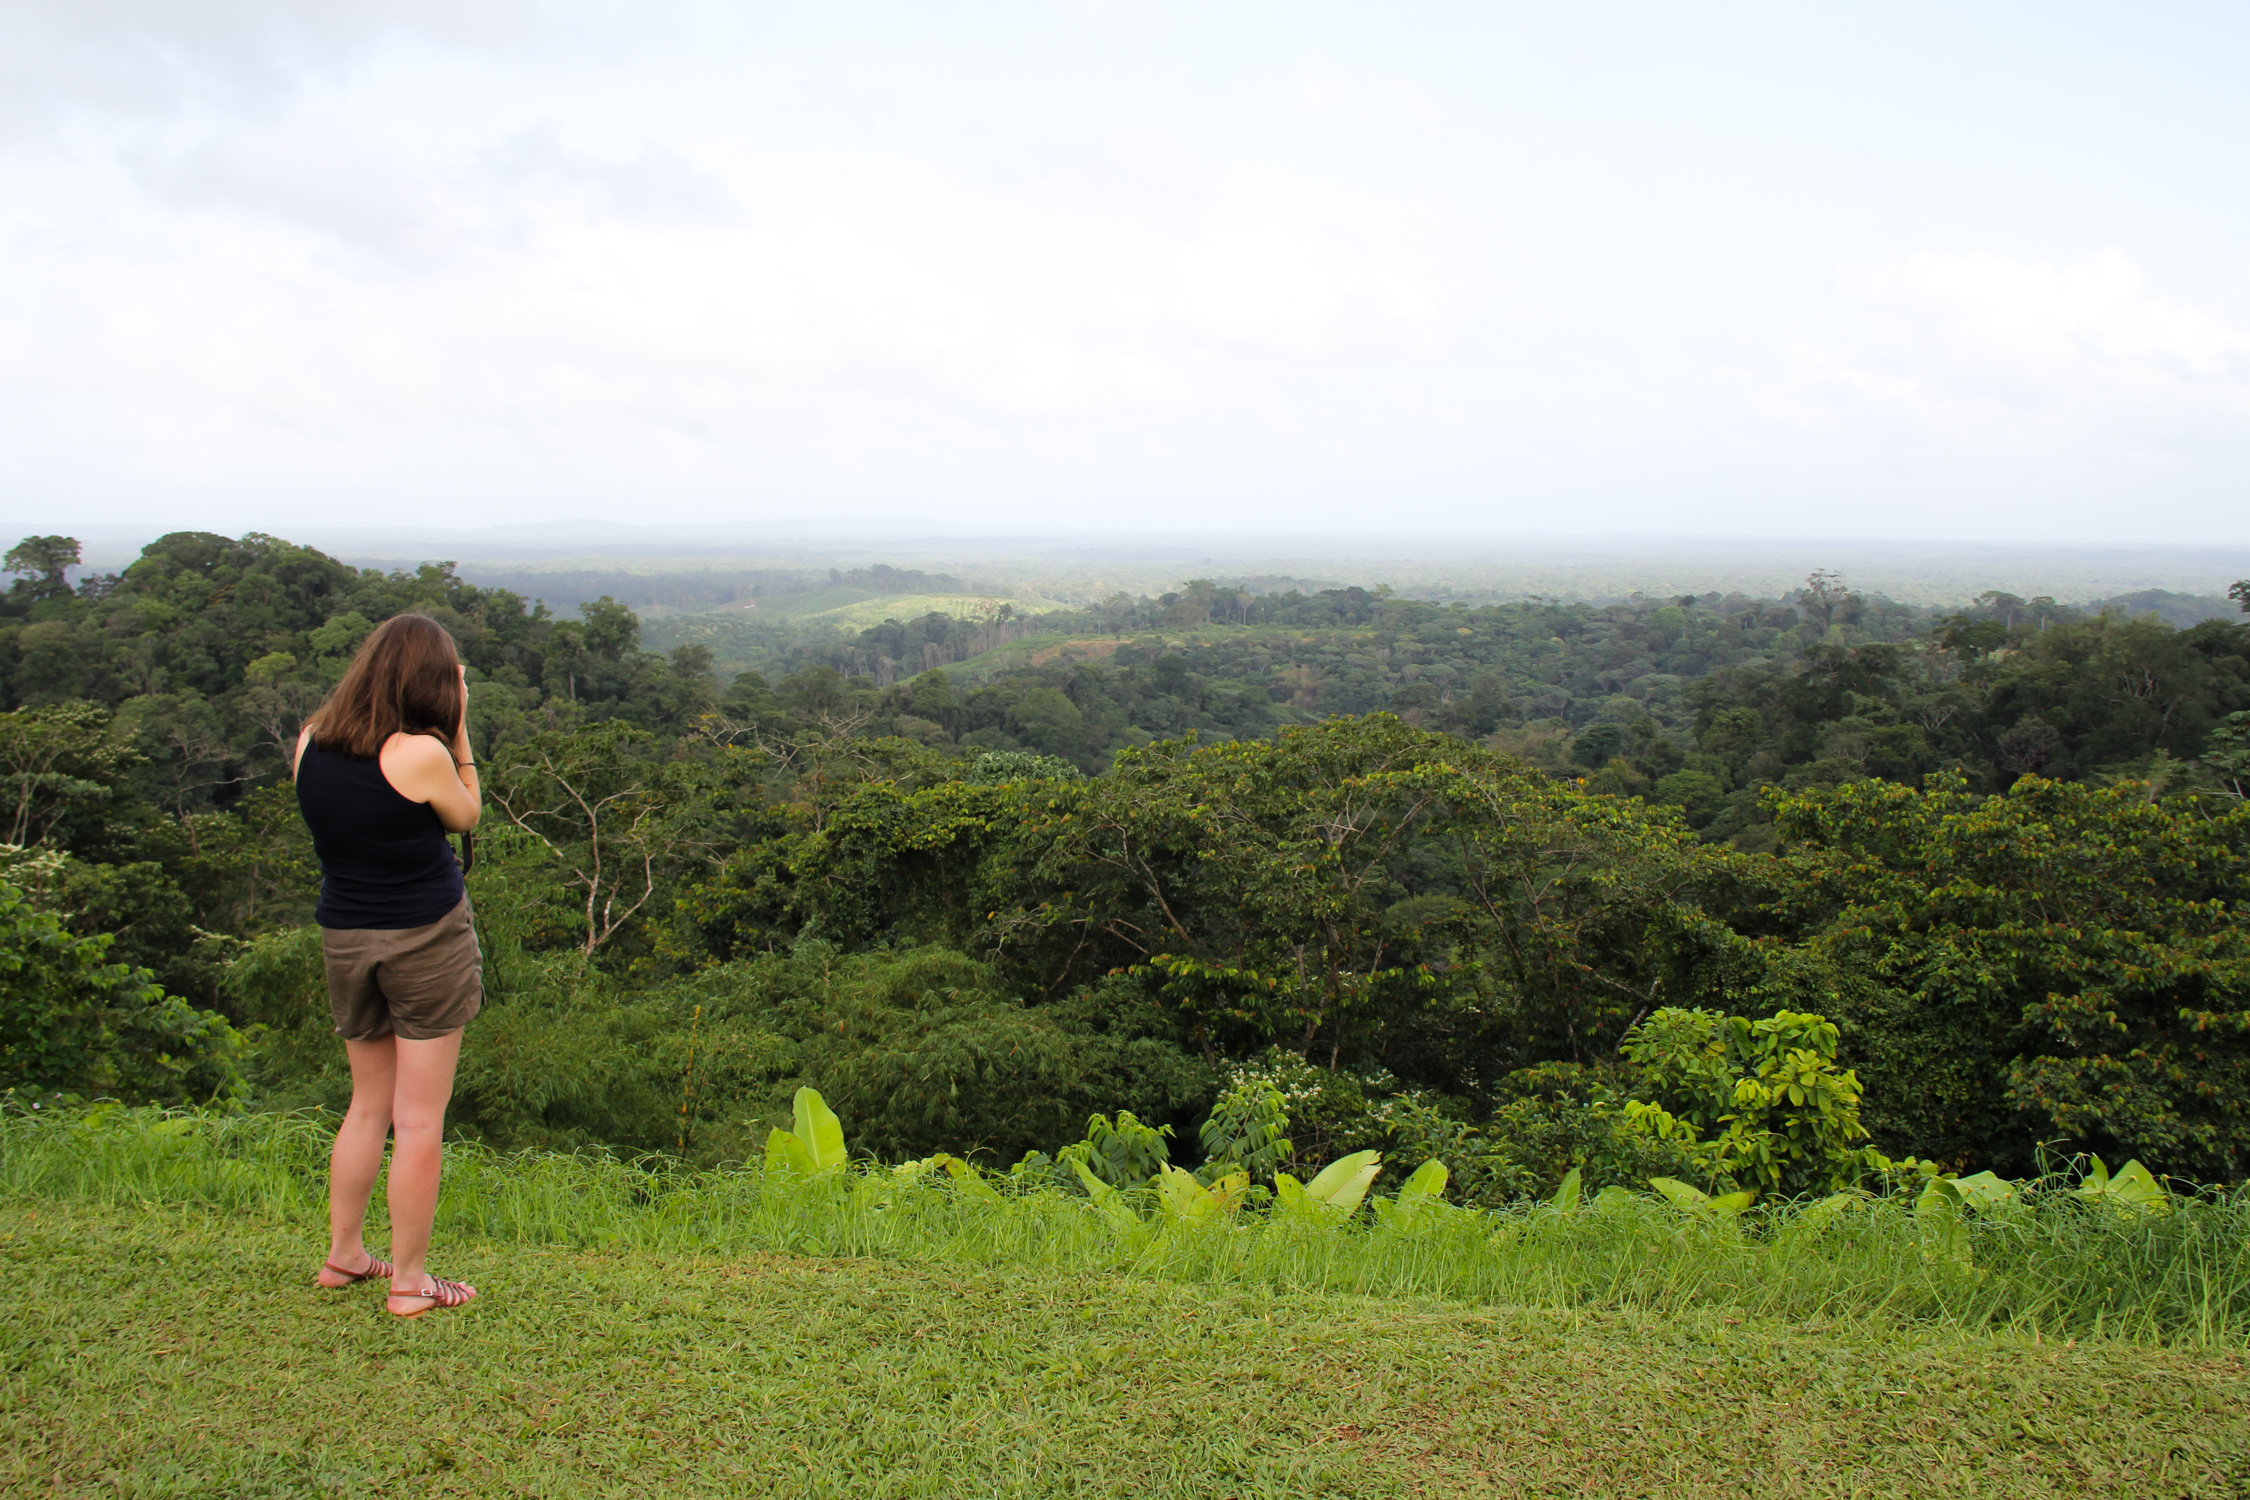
[6,1109,2250,1496]
[9,1197,2248,1499]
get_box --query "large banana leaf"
[1369,1158,1458,1232]
[1649,1176,1754,1216]
[1788,1191,1863,1234]
[792,1087,847,1172]
[1952,1171,2019,1211]
[1395,1159,1449,1202]
[1302,1150,1383,1217]
[764,1087,848,1178]
[1156,1164,1217,1220]
[765,1127,817,1177]
[2076,1156,2169,1215]
[1914,1174,1960,1221]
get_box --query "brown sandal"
[386,1276,476,1319]
[318,1253,395,1288]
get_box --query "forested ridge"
[2,529,2247,1194]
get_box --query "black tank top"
[296,741,465,929]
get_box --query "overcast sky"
[2,1,2246,542]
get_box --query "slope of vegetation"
[659,571,2250,835]
[0,528,2245,1196]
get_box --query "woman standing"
[293,614,484,1318]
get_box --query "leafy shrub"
[1210,1048,1397,1173]
[964,751,1083,784]
[0,881,240,1104]
[1196,1077,1291,1184]
[1624,1006,1877,1197]
[1375,1063,1720,1206]
[1056,1110,1172,1189]
[224,920,792,1160]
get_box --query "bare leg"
[385,1029,474,1308]
[319,1035,398,1285]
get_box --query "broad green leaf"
[1793,1191,1859,1231]
[765,1128,816,1178]
[1070,1157,1139,1232]
[1952,1171,2019,1211]
[1303,1150,1383,1217]
[1155,1164,1218,1220]
[1397,1159,1449,1203]
[2106,1159,2167,1210]
[2077,1158,2168,1215]
[1206,1170,1251,1214]
[1549,1166,1583,1214]
[1915,1176,1961,1221]
[792,1087,847,1172]
[1709,1190,1756,1216]
[1272,1172,1308,1212]
[1070,1157,1114,1199]
[940,1156,1002,1202]
[1648,1176,1709,1209]
[1592,1185,1637,1209]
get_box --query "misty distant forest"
[3,529,2246,1194]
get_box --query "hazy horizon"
[5,4,2248,542]
[22,519,2246,611]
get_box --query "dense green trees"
[1766,773,2250,1179]
[0,879,237,1104]
[2,531,2246,1190]
[656,574,2248,844]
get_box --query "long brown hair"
[304,614,463,759]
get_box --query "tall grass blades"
[6,1104,2246,1347]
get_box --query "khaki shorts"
[321,895,484,1042]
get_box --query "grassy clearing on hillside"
[8,1199,2248,1498]
[664,589,1076,628]
[8,1108,2249,1350]
[787,592,1076,631]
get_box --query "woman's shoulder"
[380,731,453,766]
[376,731,458,807]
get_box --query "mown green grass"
[9,1107,2250,1495]
[12,1108,2248,1348]
[8,1198,2248,1499]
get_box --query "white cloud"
[1,6,2247,541]
[1876,248,2250,385]
[130,126,449,263]
[1293,54,1442,132]
[1706,249,2250,457]
[0,1,492,138]
[479,125,739,228]
[1140,221,1437,360]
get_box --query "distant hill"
[2088,590,2241,628]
